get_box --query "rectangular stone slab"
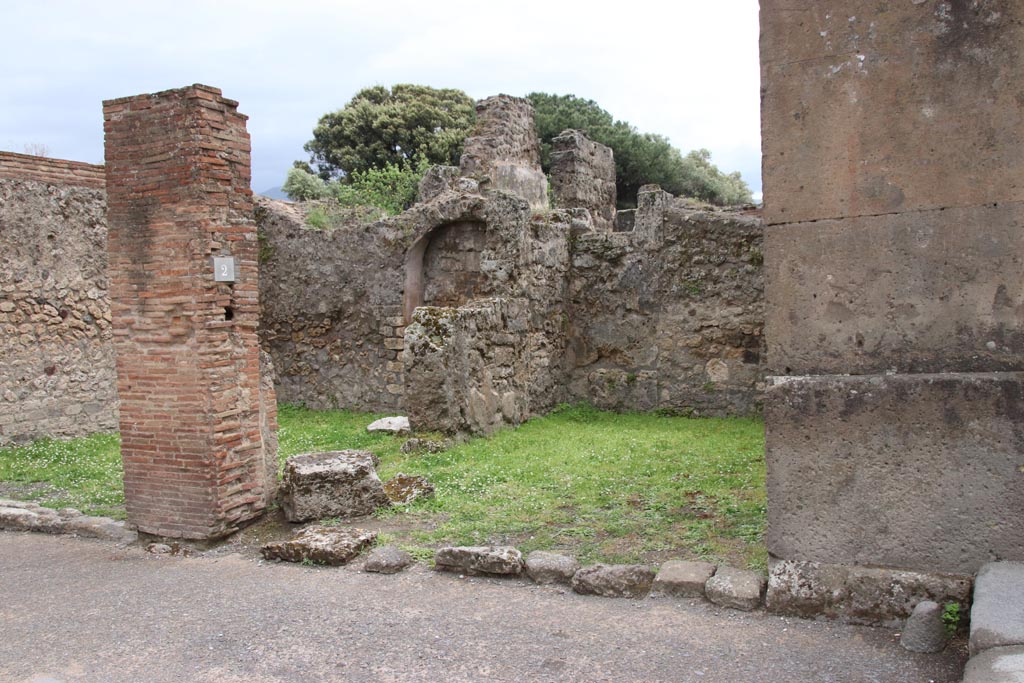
[765,202,1024,376]
[970,562,1024,656]
[766,372,1024,574]
[760,0,1024,225]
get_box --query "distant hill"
[258,186,289,200]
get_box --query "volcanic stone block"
[279,451,390,523]
[525,551,580,585]
[765,203,1024,376]
[364,546,413,574]
[901,601,947,654]
[760,0,1024,225]
[971,562,1024,656]
[571,564,656,599]
[434,546,524,577]
[766,373,1024,574]
[261,526,376,566]
[766,559,971,628]
[962,646,1024,683]
[705,566,765,611]
[652,561,718,599]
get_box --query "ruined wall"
[403,299,532,435]
[550,129,617,232]
[256,199,407,411]
[0,176,118,444]
[104,85,276,540]
[460,95,548,211]
[568,187,765,416]
[761,0,1024,574]
[0,152,105,190]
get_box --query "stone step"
[970,562,1024,656]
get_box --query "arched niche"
[403,219,489,324]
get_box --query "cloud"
[1,0,762,194]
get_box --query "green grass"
[0,433,124,518]
[0,404,767,569]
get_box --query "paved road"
[0,532,966,683]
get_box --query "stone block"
[364,545,413,574]
[279,451,391,523]
[901,601,947,654]
[525,551,580,585]
[765,204,1024,376]
[971,562,1024,656]
[705,566,765,611]
[434,546,524,577]
[766,372,1024,574]
[652,560,717,599]
[760,0,1024,224]
[962,645,1024,683]
[383,473,434,504]
[366,416,410,433]
[261,526,376,566]
[571,564,655,599]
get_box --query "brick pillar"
[761,3,1024,574]
[103,84,277,540]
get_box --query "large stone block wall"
[568,188,765,416]
[0,151,105,190]
[0,176,118,444]
[104,85,276,540]
[761,1,1024,575]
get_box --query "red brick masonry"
[103,84,276,540]
[0,151,106,189]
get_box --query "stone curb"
[0,498,137,544]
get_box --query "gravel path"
[0,532,967,682]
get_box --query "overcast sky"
[2,0,762,199]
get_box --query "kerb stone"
[706,566,765,611]
[971,562,1024,656]
[652,560,718,599]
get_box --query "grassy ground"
[0,404,767,569]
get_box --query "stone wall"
[0,151,105,190]
[256,198,407,411]
[104,85,276,540]
[761,0,1024,575]
[459,95,548,211]
[0,176,118,444]
[550,129,617,232]
[567,188,764,416]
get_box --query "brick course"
[0,151,105,190]
[103,84,276,540]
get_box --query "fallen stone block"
[525,551,580,585]
[652,560,718,599]
[706,566,765,611]
[434,546,523,576]
[383,473,435,504]
[400,438,450,454]
[261,526,377,566]
[571,564,656,598]
[279,450,391,523]
[364,545,413,574]
[901,600,947,653]
[962,645,1024,683]
[0,501,66,533]
[367,416,410,434]
[971,562,1024,656]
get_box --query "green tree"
[283,155,431,215]
[526,92,752,207]
[303,84,476,180]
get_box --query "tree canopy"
[527,93,752,207]
[303,84,476,180]
[296,85,752,208]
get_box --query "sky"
[2,0,762,200]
